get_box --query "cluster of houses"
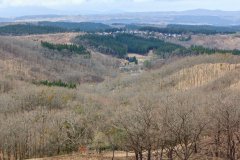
[97,29,191,41]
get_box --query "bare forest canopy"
[2,50,240,160]
[0,36,119,84]
[2,22,240,160]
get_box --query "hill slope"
[2,35,240,160]
[0,36,119,84]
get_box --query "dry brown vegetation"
[0,36,120,84]
[15,32,83,44]
[2,34,240,160]
[169,34,240,50]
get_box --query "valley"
[1,21,240,160]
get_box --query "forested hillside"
[75,34,128,58]
[39,22,112,32]
[139,24,240,34]
[75,34,184,58]
[1,23,240,36]
[0,22,112,35]
[156,45,240,58]
[0,24,67,35]
[75,33,240,58]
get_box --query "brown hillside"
[2,36,240,160]
[0,36,119,84]
[170,34,240,50]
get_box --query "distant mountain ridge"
[1,9,240,26]
[0,17,12,22]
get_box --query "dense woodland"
[0,22,112,35]
[139,24,240,35]
[39,22,112,32]
[75,33,240,59]
[156,45,240,58]
[2,23,240,37]
[75,34,128,58]
[75,34,183,58]
[0,24,67,35]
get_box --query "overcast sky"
[0,0,239,16]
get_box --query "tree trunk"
[147,148,151,160]
[57,146,60,155]
[7,149,10,160]
[0,149,2,160]
[112,146,115,160]
[135,150,138,160]
[194,143,197,153]
[139,151,143,160]
[159,148,163,160]
[168,148,173,160]
[214,128,221,158]
[2,150,5,160]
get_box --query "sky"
[0,0,240,17]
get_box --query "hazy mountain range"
[1,9,240,26]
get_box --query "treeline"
[189,45,240,55]
[75,34,183,58]
[139,24,240,35]
[0,22,113,35]
[75,33,240,59]
[156,45,240,58]
[0,24,67,35]
[38,80,77,89]
[2,23,240,36]
[41,41,90,56]
[39,22,112,32]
